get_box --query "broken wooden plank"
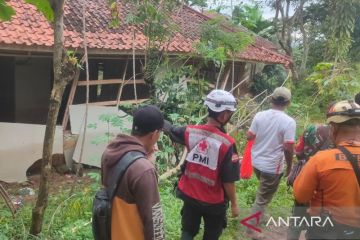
[62,70,81,130]
[77,79,145,86]
[88,99,148,106]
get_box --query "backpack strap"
[338,146,360,187]
[107,151,145,200]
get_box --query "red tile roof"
[0,0,291,66]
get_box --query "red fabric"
[240,139,254,179]
[295,135,305,154]
[179,125,234,204]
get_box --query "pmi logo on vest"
[240,211,334,233]
[193,140,210,164]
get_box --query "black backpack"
[92,151,145,240]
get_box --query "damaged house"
[0,0,291,182]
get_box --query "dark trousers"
[180,201,227,240]
[287,201,309,240]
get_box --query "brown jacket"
[101,134,165,240]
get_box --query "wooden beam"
[116,60,129,107]
[88,99,148,106]
[77,79,145,86]
[62,70,81,130]
[220,66,231,90]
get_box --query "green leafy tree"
[232,3,271,33]
[195,18,254,88]
[306,62,360,106]
[301,0,328,69]
[326,0,358,62]
[124,0,178,97]
[107,0,120,28]
[271,0,307,81]
[349,5,360,61]
[154,66,208,119]
[303,0,360,67]
[25,0,54,21]
[250,65,287,95]
[0,0,15,21]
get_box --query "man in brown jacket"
[101,105,165,240]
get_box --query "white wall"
[15,57,52,124]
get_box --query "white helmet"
[204,90,237,112]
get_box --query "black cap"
[132,105,164,135]
[355,92,360,105]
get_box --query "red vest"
[178,125,235,204]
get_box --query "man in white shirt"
[246,87,296,239]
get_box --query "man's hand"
[223,183,238,217]
[147,144,158,163]
[246,131,256,141]
[283,142,294,177]
[231,204,240,218]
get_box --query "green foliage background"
[0,173,293,240]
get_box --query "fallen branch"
[230,90,267,126]
[230,71,291,134]
[229,75,249,93]
[229,93,271,134]
[159,147,187,182]
[0,184,16,217]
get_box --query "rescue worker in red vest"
[163,89,240,240]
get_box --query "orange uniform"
[293,141,360,228]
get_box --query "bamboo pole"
[132,27,138,101]
[76,0,90,177]
[116,60,129,108]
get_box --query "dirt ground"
[263,225,306,240]
[0,169,98,208]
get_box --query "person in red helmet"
[294,100,360,239]
[164,89,240,240]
